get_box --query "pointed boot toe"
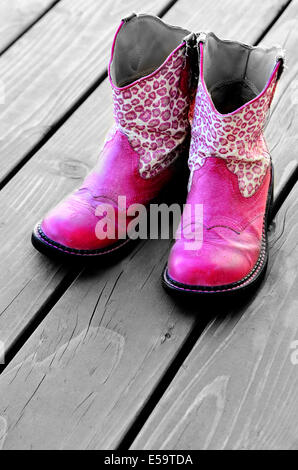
[32,190,128,257]
[166,220,267,292]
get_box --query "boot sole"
[162,165,274,296]
[31,223,133,261]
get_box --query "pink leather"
[37,16,191,254]
[166,34,282,289]
[41,129,177,250]
[168,158,271,286]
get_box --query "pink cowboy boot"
[164,33,284,294]
[32,14,194,259]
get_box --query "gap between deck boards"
[0,0,295,375]
[0,0,292,190]
[0,1,62,57]
[0,0,297,449]
[100,0,298,448]
[0,0,180,190]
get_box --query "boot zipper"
[184,32,197,63]
[184,32,200,91]
[196,33,206,84]
[197,32,207,44]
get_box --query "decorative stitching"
[36,225,130,256]
[164,171,273,293]
[164,237,267,293]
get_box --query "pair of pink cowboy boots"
[32,14,284,295]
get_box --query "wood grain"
[132,1,298,450]
[0,240,196,449]
[0,0,57,52]
[0,0,292,356]
[0,0,295,450]
[262,0,298,184]
[0,0,170,185]
[165,0,290,43]
[0,80,113,351]
[0,0,290,183]
[132,188,298,450]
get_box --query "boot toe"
[167,232,260,289]
[38,193,120,252]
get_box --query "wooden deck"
[0,0,298,450]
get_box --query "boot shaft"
[108,14,193,178]
[189,33,284,196]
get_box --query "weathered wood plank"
[0,240,196,449]
[0,0,295,450]
[132,1,298,450]
[0,0,292,356]
[0,81,113,351]
[0,0,58,53]
[262,1,298,183]
[0,0,170,348]
[0,0,170,186]
[165,0,289,42]
[0,0,290,184]
[132,189,298,450]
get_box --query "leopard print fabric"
[111,46,190,178]
[188,68,279,197]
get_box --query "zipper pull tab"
[122,13,137,23]
[197,32,207,44]
[184,32,197,59]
